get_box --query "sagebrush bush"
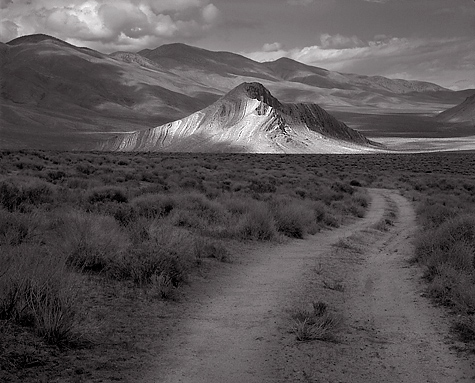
[175,193,228,226]
[131,193,175,220]
[55,210,130,272]
[0,179,54,212]
[114,225,196,289]
[87,186,128,204]
[0,245,79,344]
[417,202,459,229]
[234,202,277,240]
[271,199,315,239]
[415,215,475,272]
[0,210,38,246]
[194,237,229,261]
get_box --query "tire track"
[141,189,475,383]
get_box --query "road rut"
[142,189,475,382]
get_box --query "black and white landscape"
[1,1,475,383]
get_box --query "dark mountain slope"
[436,93,475,124]
[138,43,277,81]
[0,35,218,148]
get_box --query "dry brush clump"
[0,245,80,345]
[289,301,340,341]
[410,178,475,349]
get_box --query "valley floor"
[139,189,475,382]
[374,136,475,153]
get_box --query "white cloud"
[320,33,364,49]
[0,20,18,41]
[0,0,221,51]
[262,42,283,52]
[243,34,475,89]
[202,3,220,24]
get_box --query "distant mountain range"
[100,82,379,153]
[1,34,474,150]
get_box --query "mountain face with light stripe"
[99,82,379,154]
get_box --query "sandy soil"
[140,189,475,383]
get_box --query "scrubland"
[0,150,368,380]
[1,150,474,380]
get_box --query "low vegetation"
[290,301,340,341]
[1,150,474,380]
[0,150,370,380]
[410,179,475,348]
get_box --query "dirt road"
[141,189,475,382]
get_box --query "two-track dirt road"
[141,189,475,383]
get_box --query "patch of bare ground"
[139,188,475,382]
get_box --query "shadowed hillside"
[436,94,475,124]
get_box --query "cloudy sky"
[1,0,474,89]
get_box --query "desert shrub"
[454,316,475,343]
[125,217,152,244]
[131,193,175,220]
[271,198,316,238]
[415,215,475,273]
[172,193,229,231]
[194,237,229,261]
[0,179,54,212]
[97,202,137,226]
[170,209,204,229]
[319,185,344,205]
[113,225,196,291]
[66,177,99,190]
[234,202,277,240]
[351,191,369,209]
[221,197,253,215]
[120,246,187,290]
[290,301,340,341]
[87,186,128,204]
[345,197,367,218]
[179,176,204,190]
[248,179,276,193]
[312,201,327,223]
[414,214,475,324]
[0,245,79,344]
[322,212,341,228]
[46,170,66,182]
[331,181,354,195]
[294,188,307,199]
[0,210,38,246]
[417,201,459,229]
[76,163,96,175]
[55,211,130,272]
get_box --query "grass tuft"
[290,301,339,341]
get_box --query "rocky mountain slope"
[1,34,472,149]
[99,82,378,154]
